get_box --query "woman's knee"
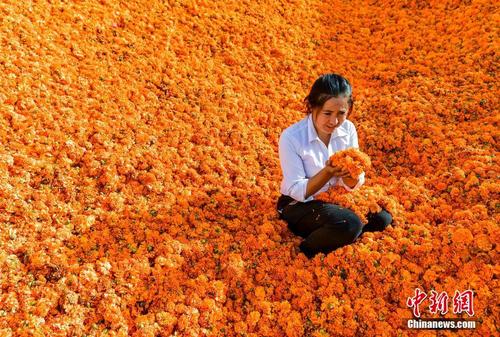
[344,217,363,242]
[364,209,393,233]
[324,208,363,242]
[375,210,393,227]
[299,217,362,258]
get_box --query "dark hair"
[304,73,353,115]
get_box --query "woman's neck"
[320,134,330,147]
[316,127,330,146]
[312,113,331,146]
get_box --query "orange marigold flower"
[452,228,474,245]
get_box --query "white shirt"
[279,114,365,202]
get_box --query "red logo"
[453,290,475,317]
[407,288,475,318]
[407,288,427,318]
[429,290,449,315]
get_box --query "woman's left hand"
[341,175,359,188]
[325,159,350,178]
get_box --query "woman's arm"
[278,134,310,202]
[279,133,349,201]
[305,161,348,199]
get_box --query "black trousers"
[277,194,392,259]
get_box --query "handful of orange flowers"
[328,147,371,178]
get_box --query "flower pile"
[0,0,497,336]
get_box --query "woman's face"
[312,96,350,139]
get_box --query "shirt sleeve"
[278,132,309,202]
[338,122,365,191]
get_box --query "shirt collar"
[307,113,349,143]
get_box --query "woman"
[277,73,392,259]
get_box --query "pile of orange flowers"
[0,0,498,336]
[328,147,371,178]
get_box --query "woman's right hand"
[325,159,350,178]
